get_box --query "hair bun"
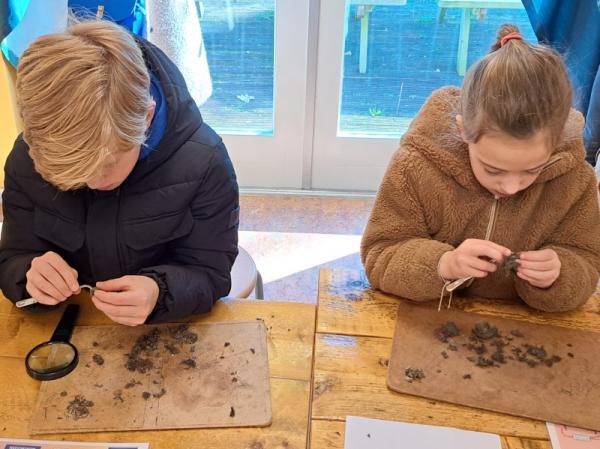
[491,24,522,51]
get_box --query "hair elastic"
[500,32,523,47]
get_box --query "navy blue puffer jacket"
[0,38,239,323]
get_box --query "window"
[200,1,276,136]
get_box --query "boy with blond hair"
[0,20,239,324]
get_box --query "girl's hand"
[92,275,159,326]
[516,249,561,289]
[438,239,512,281]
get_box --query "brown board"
[30,320,271,434]
[387,301,600,430]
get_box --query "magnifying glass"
[26,304,80,381]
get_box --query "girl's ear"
[455,114,468,142]
[146,100,157,129]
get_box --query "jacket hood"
[125,37,204,185]
[400,87,587,191]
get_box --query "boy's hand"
[26,251,79,305]
[439,239,512,281]
[92,275,159,326]
[516,249,561,289]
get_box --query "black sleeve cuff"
[138,270,169,323]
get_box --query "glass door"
[199,0,310,189]
[195,0,536,191]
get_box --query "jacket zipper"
[484,197,499,241]
[115,187,125,275]
[444,196,500,294]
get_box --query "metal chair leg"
[255,271,264,300]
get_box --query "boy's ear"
[146,100,157,129]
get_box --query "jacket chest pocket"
[121,209,194,271]
[34,208,85,252]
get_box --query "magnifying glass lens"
[26,342,77,377]
[25,304,80,381]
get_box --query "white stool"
[229,245,264,299]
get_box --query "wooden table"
[309,268,600,449]
[0,293,316,449]
[437,0,524,76]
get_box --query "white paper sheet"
[344,416,501,449]
[0,439,149,449]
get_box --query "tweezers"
[15,284,96,308]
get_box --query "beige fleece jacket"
[361,87,600,312]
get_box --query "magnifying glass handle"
[51,304,80,343]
